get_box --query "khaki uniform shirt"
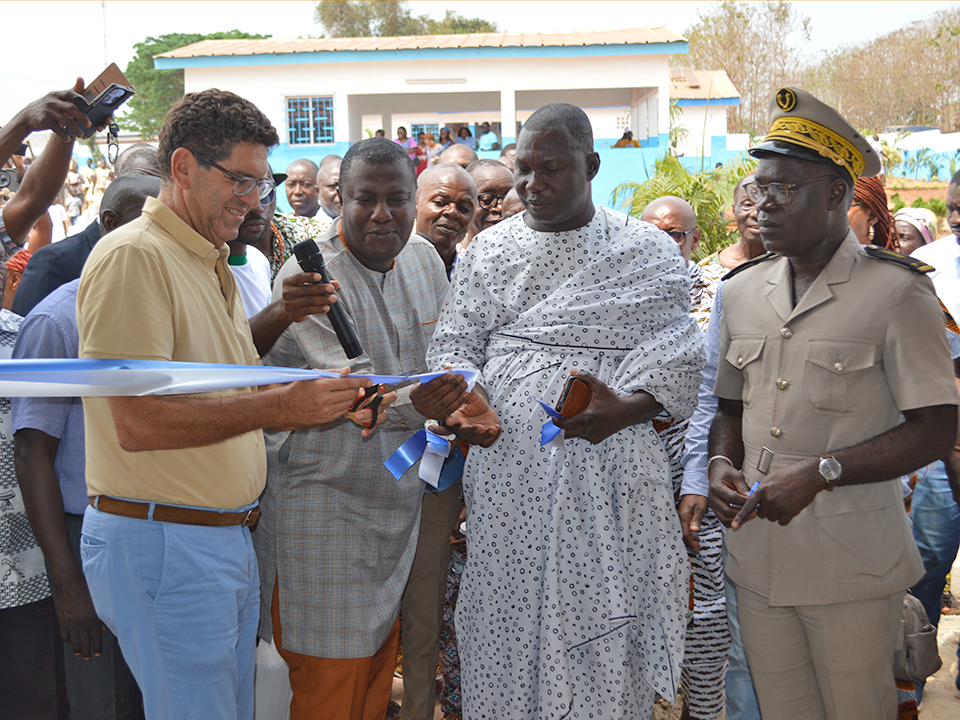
[715,232,957,606]
[77,197,265,509]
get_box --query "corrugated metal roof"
[156,27,686,58]
[670,69,739,100]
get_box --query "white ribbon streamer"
[0,359,478,397]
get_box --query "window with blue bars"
[410,123,440,137]
[286,96,335,145]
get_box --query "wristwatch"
[818,453,841,490]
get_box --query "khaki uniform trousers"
[400,481,462,720]
[737,585,902,720]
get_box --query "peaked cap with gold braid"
[749,87,881,183]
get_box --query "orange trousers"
[271,578,400,720]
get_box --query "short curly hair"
[157,89,279,182]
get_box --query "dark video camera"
[0,169,19,192]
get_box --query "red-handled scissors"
[348,375,420,428]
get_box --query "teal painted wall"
[261,133,751,214]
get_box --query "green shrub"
[610,153,758,261]
[910,196,948,217]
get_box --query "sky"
[2,0,958,122]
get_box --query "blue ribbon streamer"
[431,445,465,493]
[536,399,563,447]
[384,430,429,480]
[383,430,461,492]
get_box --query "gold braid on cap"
[764,117,865,181]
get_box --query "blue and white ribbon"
[0,359,478,397]
[536,399,566,450]
[0,358,478,492]
[384,429,464,492]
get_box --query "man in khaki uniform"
[707,87,959,720]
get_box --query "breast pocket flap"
[806,338,877,375]
[726,336,766,370]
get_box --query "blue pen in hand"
[748,480,760,512]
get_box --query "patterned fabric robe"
[428,207,704,719]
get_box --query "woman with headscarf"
[847,175,894,248]
[893,208,938,255]
[439,127,453,149]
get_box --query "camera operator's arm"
[1,80,90,250]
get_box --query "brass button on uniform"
[776,378,789,390]
[737,355,744,364]
[770,427,783,438]
[780,327,793,338]
[834,362,844,372]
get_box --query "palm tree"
[611,152,757,261]
[669,100,690,152]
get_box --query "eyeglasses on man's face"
[477,192,508,210]
[665,228,697,243]
[190,150,276,205]
[744,175,839,205]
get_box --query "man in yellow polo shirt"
[75,90,372,720]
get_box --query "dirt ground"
[917,548,960,718]
[403,547,960,720]
[652,696,685,719]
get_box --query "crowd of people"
[386,123,507,177]
[0,76,958,720]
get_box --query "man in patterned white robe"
[427,103,705,720]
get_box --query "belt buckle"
[756,446,774,474]
[242,508,255,527]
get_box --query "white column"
[648,88,660,144]
[345,95,363,145]
[630,88,646,141]
[500,88,517,145]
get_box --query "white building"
[155,27,743,207]
[669,68,740,159]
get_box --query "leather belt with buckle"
[90,496,260,527]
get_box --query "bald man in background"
[438,144,477,170]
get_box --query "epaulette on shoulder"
[863,244,934,274]
[721,252,778,281]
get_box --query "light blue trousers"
[725,575,762,720]
[81,505,260,720]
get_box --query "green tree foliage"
[425,10,498,34]
[122,30,269,139]
[668,99,689,150]
[314,1,497,37]
[679,1,810,135]
[611,153,758,261]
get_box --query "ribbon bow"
[384,429,464,492]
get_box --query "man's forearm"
[248,299,294,357]
[13,430,84,588]
[707,398,745,470]
[828,404,956,489]
[108,390,289,451]
[3,135,75,247]
[0,116,32,170]
[107,373,370,452]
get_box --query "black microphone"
[293,239,363,359]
